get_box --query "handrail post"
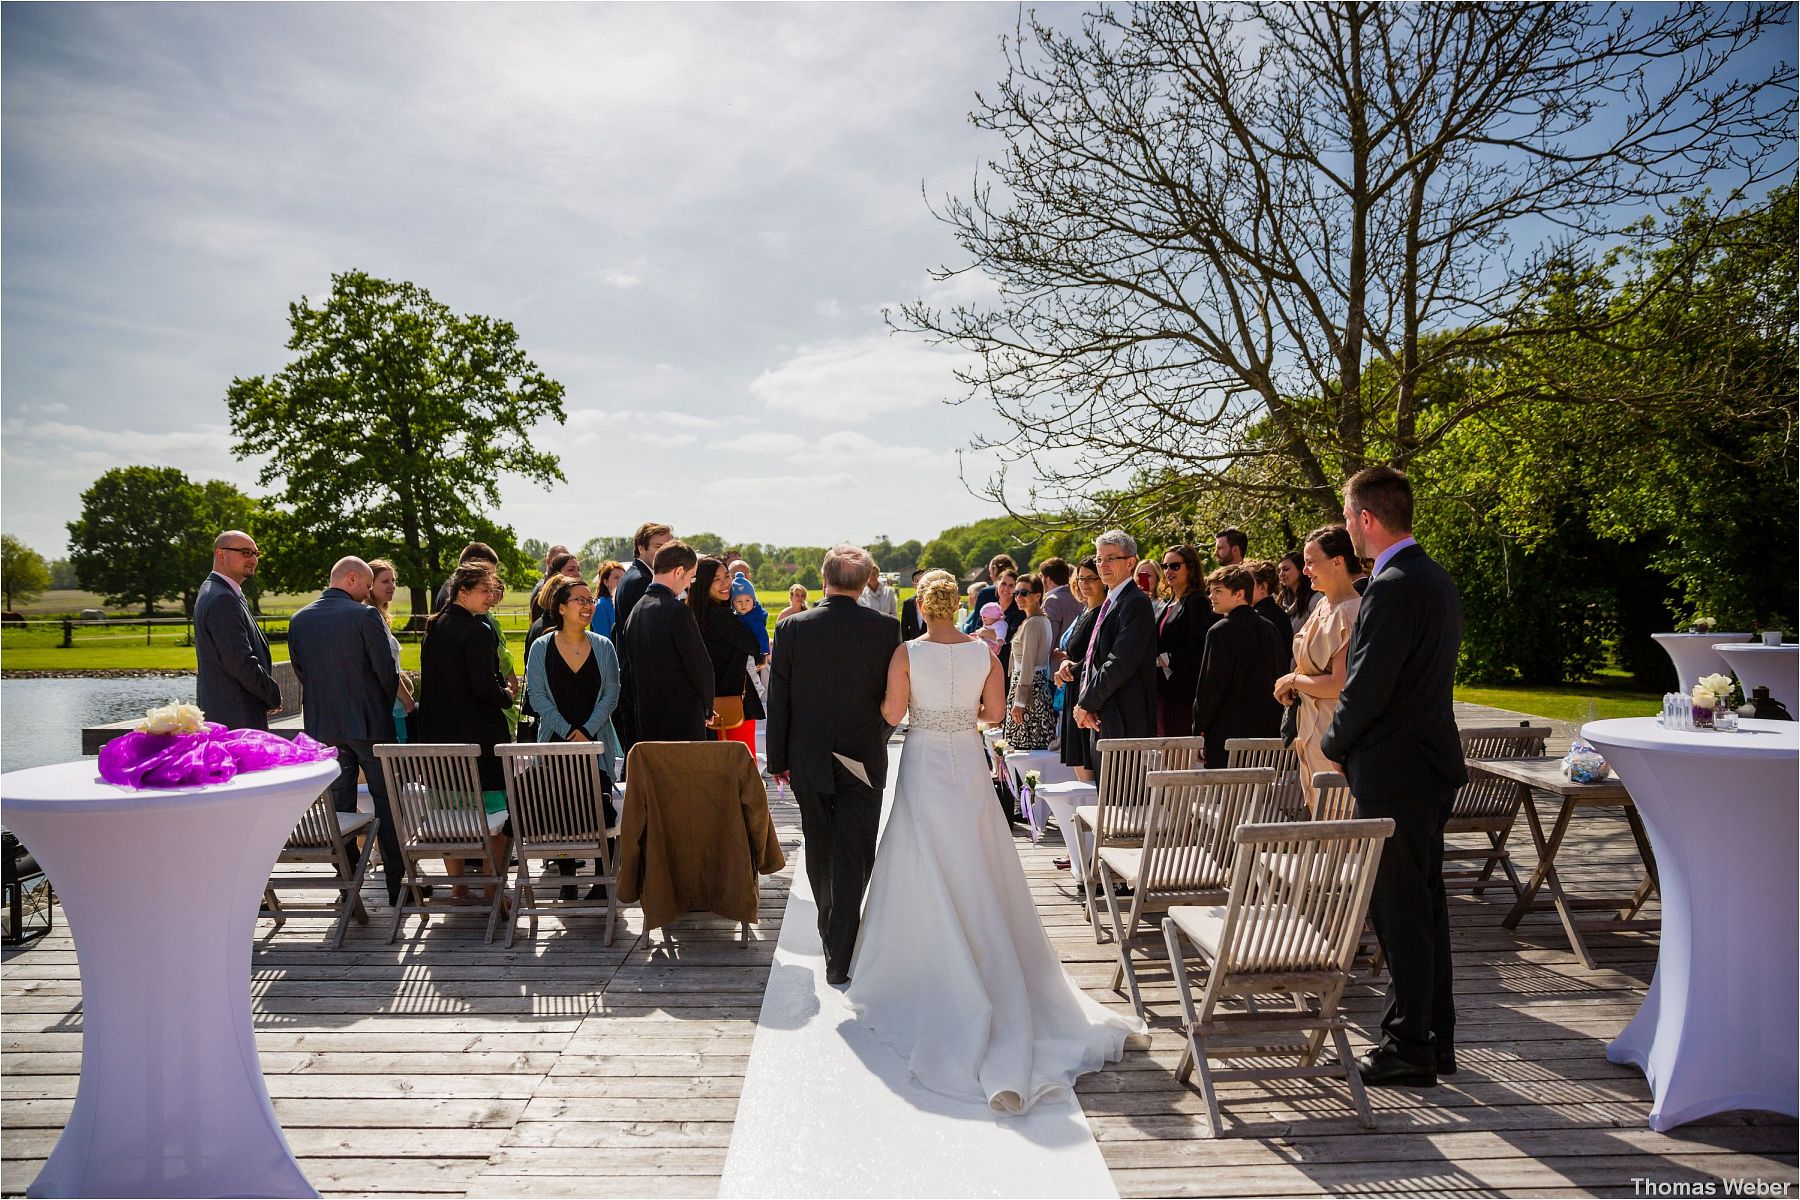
[61,618,72,649]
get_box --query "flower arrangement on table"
[98,701,337,790]
[1690,673,1739,730]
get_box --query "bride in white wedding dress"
[846,570,1144,1115]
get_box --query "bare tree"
[896,2,1795,524]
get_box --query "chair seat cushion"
[335,811,375,837]
[1167,902,1338,968]
[416,807,509,841]
[1096,845,1227,891]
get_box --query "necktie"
[1084,592,1115,676]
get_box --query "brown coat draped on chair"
[616,741,785,934]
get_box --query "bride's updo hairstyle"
[915,569,962,623]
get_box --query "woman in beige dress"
[1273,525,1362,813]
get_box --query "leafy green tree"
[46,557,79,590]
[901,3,1794,526]
[919,538,964,578]
[226,270,567,616]
[66,467,198,618]
[180,480,262,614]
[1,534,51,610]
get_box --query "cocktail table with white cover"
[2,757,339,1198]
[1578,717,1798,1133]
[1649,632,1752,692]
[1714,643,1799,713]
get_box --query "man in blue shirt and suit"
[288,556,407,906]
[193,530,281,730]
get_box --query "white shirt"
[1371,536,1419,580]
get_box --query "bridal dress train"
[846,638,1144,1115]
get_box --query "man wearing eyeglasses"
[193,530,282,731]
[1071,530,1159,777]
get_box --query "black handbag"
[1280,699,1299,748]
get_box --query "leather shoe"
[1053,857,1072,871]
[1436,1041,1457,1076]
[1356,1047,1437,1088]
[825,968,851,987]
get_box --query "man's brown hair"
[1247,558,1278,594]
[1036,556,1072,587]
[651,540,698,574]
[1345,466,1414,533]
[458,541,498,565]
[633,522,674,554]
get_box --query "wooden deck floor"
[4,705,1795,1197]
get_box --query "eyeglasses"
[221,546,261,558]
[1160,561,1184,571]
[1096,554,1132,565]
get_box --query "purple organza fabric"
[98,723,338,790]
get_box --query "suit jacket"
[616,741,785,933]
[1075,584,1159,739]
[413,603,513,791]
[611,559,654,662]
[1254,596,1295,673]
[1190,606,1286,766]
[1321,543,1467,802]
[899,597,925,642]
[1041,584,1082,647]
[287,587,399,744]
[619,583,714,742]
[766,595,899,793]
[1156,592,1217,714]
[193,572,280,730]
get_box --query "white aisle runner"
[718,839,1121,1199]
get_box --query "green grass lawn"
[1,589,911,673]
[1453,682,1660,722]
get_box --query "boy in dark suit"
[1190,565,1285,767]
[1322,466,1466,1088]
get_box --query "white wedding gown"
[846,638,1144,1115]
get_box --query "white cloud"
[600,269,642,289]
[714,431,808,455]
[749,334,970,423]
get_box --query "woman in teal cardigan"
[525,576,624,787]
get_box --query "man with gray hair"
[288,555,406,906]
[767,543,900,985]
[1072,530,1159,778]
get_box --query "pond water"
[1,677,197,773]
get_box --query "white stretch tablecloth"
[1714,644,1799,714]
[1579,717,1798,1132]
[1650,632,1752,693]
[2,757,339,1198]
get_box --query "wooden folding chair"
[1225,738,1306,819]
[1073,736,1210,940]
[1095,766,1281,1019]
[260,786,378,949]
[1449,725,1550,900]
[496,742,621,948]
[375,744,510,944]
[1162,816,1395,1136]
[1309,771,1357,822]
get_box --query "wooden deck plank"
[4,706,1794,1198]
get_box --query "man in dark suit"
[193,530,281,730]
[1073,530,1159,778]
[612,522,673,755]
[1190,565,1285,767]
[1321,466,1466,1088]
[899,567,926,641]
[288,556,408,906]
[767,545,899,986]
[617,540,712,743]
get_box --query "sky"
[2,3,1074,559]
